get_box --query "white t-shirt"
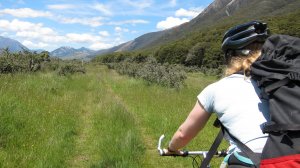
[197,74,269,153]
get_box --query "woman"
[164,21,270,167]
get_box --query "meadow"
[0,64,227,168]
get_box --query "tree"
[185,42,208,67]
[40,51,50,61]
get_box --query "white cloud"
[0,19,116,51]
[57,16,104,27]
[99,31,110,37]
[22,40,48,49]
[0,19,65,44]
[115,27,122,32]
[113,27,129,45]
[156,6,204,30]
[17,30,52,39]
[109,19,149,26]
[123,0,153,9]
[0,19,55,35]
[0,8,52,18]
[0,7,105,28]
[170,0,177,7]
[115,27,129,33]
[156,17,189,30]
[92,3,113,16]
[65,33,100,43]
[0,7,107,28]
[47,4,76,10]
[0,20,10,29]
[175,7,204,18]
[89,42,113,50]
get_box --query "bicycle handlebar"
[157,134,227,157]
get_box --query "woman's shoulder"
[202,74,250,95]
[219,74,250,84]
[213,74,243,83]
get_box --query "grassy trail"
[69,89,94,167]
[98,65,227,167]
[99,69,159,167]
[0,64,225,167]
[66,65,146,168]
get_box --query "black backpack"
[251,34,300,167]
[200,34,300,168]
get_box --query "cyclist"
[164,21,270,167]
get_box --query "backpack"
[200,34,300,168]
[250,34,300,167]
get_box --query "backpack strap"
[264,77,290,93]
[200,119,225,168]
[202,119,261,168]
[261,72,300,94]
[221,125,261,167]
[262,122,300,133]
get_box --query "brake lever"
[157,134,189,157]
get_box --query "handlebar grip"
[160,150,188,157]
[182,151,189,157]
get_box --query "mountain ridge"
[1,0,299,59]
[0,36,29,52]
[0,36,96,59]
[50,46,96,60]
[97,0,300,56]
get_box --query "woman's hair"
[224,43,263,77]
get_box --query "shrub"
[105,57,187,89]
[58,64,86,76]
[0,49,87,76]
[0,49,53,74]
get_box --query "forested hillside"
[99,0,300,53]
[94,8,300,74]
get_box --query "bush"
[105,57,187,89]
[58,64,86,76]
[0,49,87,76]
[201,66,225,78]
[0,49,52,74]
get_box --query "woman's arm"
[166,100,211,153]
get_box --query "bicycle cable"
[189,155,203,168]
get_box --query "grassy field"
[0,64,227,168]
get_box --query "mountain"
[32,49,47,54]
[99,0,300,54]
[0,36,29,52]
[50,46,95,60]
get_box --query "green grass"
[0,65,227,167]
[0,73,80,167]
[100,65,227,167]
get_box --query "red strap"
[260,154,300,168]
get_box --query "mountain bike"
[157,134,227,168]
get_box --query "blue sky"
[0,0,213,51]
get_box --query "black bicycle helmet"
[221,21,269,57]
